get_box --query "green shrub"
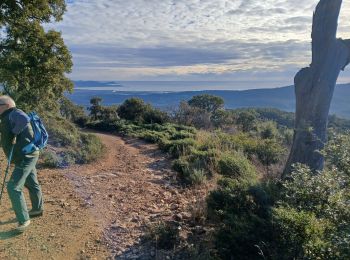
[78,133,105,163]
[272,207,332,259]
[207,177,271,259]
[187,168,207,185]
[167,138,196,158]
[146,221,180,250]
[44,114,80,147]
[218,152,257,180]
[143,108,169,124]
[257,120,280,139]
[190,149,219,174]
[172,156,209,185]
[40,150,62,168]
[255,139,285,166]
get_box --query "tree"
[188,94,224,113]
[283,0,350,177]
[88,96,103,121]
[117,97,150,122]
[0,0,73,112]
[236,110,258,132]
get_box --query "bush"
[40,150,62,168]
[44,114,80,147]
[146,221,180,250]
[218,152,257,180]
[272,207,332,259]
[117,98,150,122]
[143,108,169,124]
[207,177,271,259]
[257,120,280,139]
[166,138,196,158]
[78,133,105,163]
[59,97,88,126]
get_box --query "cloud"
[48,0,350,84]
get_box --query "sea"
[67,80,284,109]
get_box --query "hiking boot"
[15,220,30,233]
[29,209,43,218]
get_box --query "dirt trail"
[0,132,206,259]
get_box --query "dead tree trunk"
[283,0,350,177]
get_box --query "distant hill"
[67,82,350,118]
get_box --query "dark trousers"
[7,154,43,224]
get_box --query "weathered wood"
[283,0,350,177]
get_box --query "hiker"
[0,95,43,232]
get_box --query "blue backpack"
[21,112,49,154]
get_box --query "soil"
[0,132,212,260]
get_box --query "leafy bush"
[272,207,332,259]
[146,221,180,250]
[78,133,105,163]
[257,120,280,139]
[117,97,150,122]
[272,164,350,259]
[188,94,224,113]
[255,139,285,166]
[59,97,88,126]
[40,150,62,168]
[44,114,80,147]
[166,138,196,158]
[143,107,169,124]
[41,114,105,167]
[218,152,257,180]
[207,177,271,259]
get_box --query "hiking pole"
[0,136,16,205]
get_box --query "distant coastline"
[66,81,350,119]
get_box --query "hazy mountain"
[67,82,350,118]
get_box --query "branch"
[312,0,343,65]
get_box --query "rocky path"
[0,132,208,259]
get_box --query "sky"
[51,0,350,89]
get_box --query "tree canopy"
[0,0,72,112]
[188,94,224,113]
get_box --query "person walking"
[0,95,43,233]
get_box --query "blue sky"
[51,0,350,89]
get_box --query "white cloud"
[49,0,350,84]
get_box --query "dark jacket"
[0,107,38,164]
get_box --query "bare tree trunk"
[283,0,350,177]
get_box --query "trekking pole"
[0,136,16,205]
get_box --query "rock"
[173,213,183,222]
[170,204,179,210]
[181,212,192,220]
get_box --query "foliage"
[0,0,72,112]
[59,97,88,126]
[207,177,271,259]
[78,133,105,163]
[273,164,350,259]
[218,152,257,180]
[255,139,285,167]
[40,150,62,168]
[272,206,332,259]
[257,120,280,139]
[88,96,119,122]
[188,94,224,113]
[117,97,150,122]
[117,97,168,124]
[323,132,350,175]
[146,221,180,250]
[174,101,212,129]
[236,110,258,132]
[41,113,105,167]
